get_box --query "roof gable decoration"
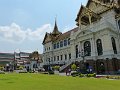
[87,0,120,11]
[75,29,94,40]
[42,32,52,44]
[86,0,114,13]
[75,0,120,27]
[76,4,101,26]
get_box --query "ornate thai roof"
[53,27,78,42]
[75,0,120,26]
[42,27,78,44]
[43,20,62,44]
[52,20,62,36]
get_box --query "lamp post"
[58,61,60,66]
[80,49,86,73]
[48,59,51,71]
[64,61,65,65]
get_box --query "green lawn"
[0,73,120,90]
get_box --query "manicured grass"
[0,73,120,90]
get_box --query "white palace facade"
[42,0,120,74]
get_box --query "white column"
[91,39,95,56]
[102,34,113,55]
[70,40,76,61]
[91,35,96,56]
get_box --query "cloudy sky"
[0,0,87,53]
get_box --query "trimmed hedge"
[71,72,80,77]
[106,76,120,80]
[0,72,5,74]
[19,72,27,73]
[79,74,84,77]
[71,72,96,78]
[86,73,96,77]
[48,71,54,75]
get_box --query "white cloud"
[26,24,52,41]
[0,23,75,53]
[0,23,52,43]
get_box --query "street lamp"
[64,61,65,65]
[79,49,86,73]
[58,61,60,66]
[48,59,51,71]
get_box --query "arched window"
[111,37,117,54]
[68,38,70,45]
[60,41,63,47]
[96,39,103,56]
[118,20,120,30]
[84,41,91,56]
[76,45,78,58]
[64,39,67,46]
[53,43,56,49]
[57,42,59,48]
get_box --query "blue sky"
[0,0,87,53]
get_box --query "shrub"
[41,72,48,74]
[106,76,110,79]
[19,72,27,73]
[48,71,54,75]
[79,74,84,77]
[106,76,120,80]
[29,71,34,73]
[0,66,4,71]
[16,66,24,70]
[53,66,60,71]
[71,64,77,71]
[71,72,80,77]
[0,72,5,74]
[87,73,96,77]
[0,70,5,74]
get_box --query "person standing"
[68,68,71,76]
[65,68,68,76]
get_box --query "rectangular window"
[118,20,120,29]
[51,57,53,62]
[54,56,56,61]
[68,38,70,45]
[60,55,63,60]
[57,56,59,61]
[69,53,71,60]
[76,45,78,58]
[60,41,63,47]
[48,58,50,63]
[54,43,56,49]
[57,42,59,48]
[65,54,67,60]
[64,39,67,46]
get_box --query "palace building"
[42,0,120,74]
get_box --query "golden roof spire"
[52,17,61,36]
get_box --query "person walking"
[65,68,68,76]
[68,68,71,76]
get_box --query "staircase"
[59,60,73,72]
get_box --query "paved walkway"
[59,73,66,76]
